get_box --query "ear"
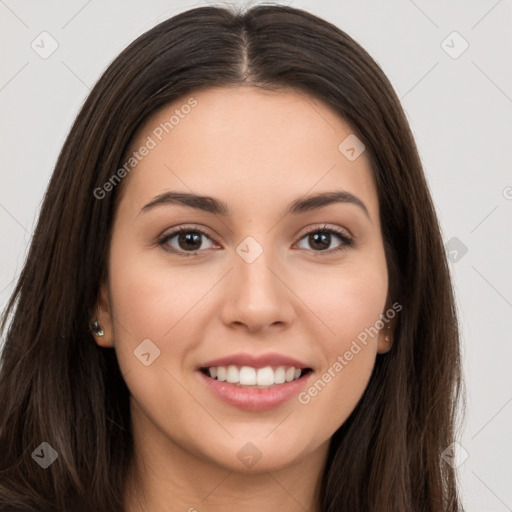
[376,323,393,354]
[90,279,114,348]
[376,300,397,355]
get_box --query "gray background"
[1,0,511,509]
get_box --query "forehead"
[118,86,378,220]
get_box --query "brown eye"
[175,231,203,251]
[296,225,353,254]
[305,232,333,251]
[159,227,216,256]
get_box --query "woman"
[0,4,464,511]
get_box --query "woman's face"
[96,86,391,474]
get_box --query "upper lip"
[200,352,311,370]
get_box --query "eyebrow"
[140,190,371,221]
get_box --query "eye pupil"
[178,232,202,250]
[309,232,330,251]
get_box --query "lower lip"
[198,371,312,411]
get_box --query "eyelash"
[157,224,354,258]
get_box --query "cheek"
[107,238,213,342]
[106,242,210,415]
[297,279,385,437]
[295,255,387,427]
[298,345,376,442]
[106,235,229,389]
[305,257,388,348]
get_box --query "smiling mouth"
[200,365,313,388]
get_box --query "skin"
[93,85,394,512]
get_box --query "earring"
[90,320,104,337]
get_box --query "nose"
[220,244,296,334]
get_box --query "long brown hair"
[0,5,464,511]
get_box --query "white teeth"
[239,366,256,385]
[274,366,286,384]
[226,365,239,383]
[256,366,274,386]
[285,367,295,382]
[205,365,307,386]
